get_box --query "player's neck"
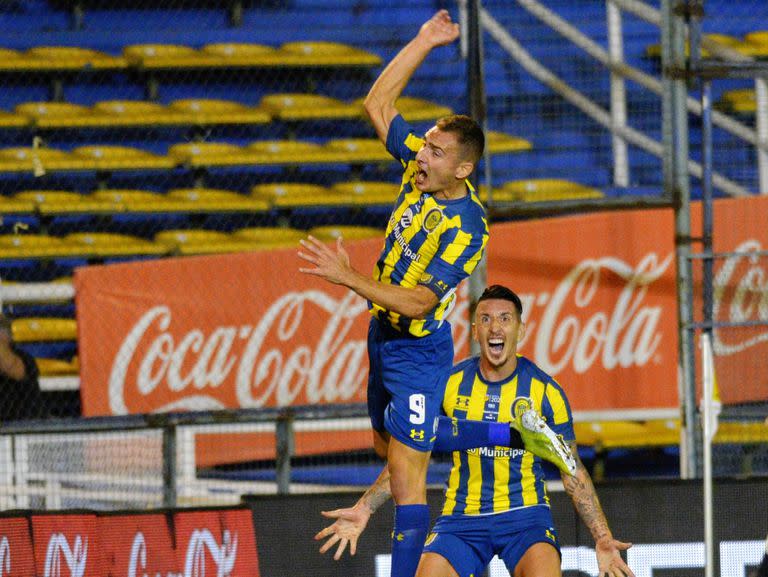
[433,181,468,201]
[479,355,518,383]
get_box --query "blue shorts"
[423,506,560,577]
[366,317,454,452]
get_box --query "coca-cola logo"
[712,239,768,355]
[183,529,237,577]
[128,532,180,577]
[109,290,370,414]
[44,534,87,577]
[520,253,672,375]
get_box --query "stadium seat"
[70,145,177,171]
[0,108,28,129]
[277,41,382,67]
[0,46,126,72]
[14,190,117,216]
[485,132,534,154]
[36,356,79,376]
[0,234,82,259]
[717,89,756,115]
[92,100,187,127]
[166,188,270,213]
[168,142,253,168]
[481,179,604,203]
[11,317,78,342]
[0,196,35,215]
[644,34,750,59]
[329,181,398,206]
[201,42,279,66]
[232,226,307,247]
[251,182,329,207]
[15,102,95,129]
[122,44,217,69]
[63,232,170,258]
[308,225,382,241]
[246,140,331,164]
[259,93,358,121]
[323,138,391,163]
[169,99,271,126]
[350,96,453,122]
[0,147,73,173]
[154,229,256,255]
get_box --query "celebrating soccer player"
[299,10,488,577]
[315,286,635,577]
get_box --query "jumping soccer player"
[316,286,635,577]
[299,10,488,577]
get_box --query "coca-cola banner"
[0,517,35,577]
[5,507,259,577]
[75,196,768,421]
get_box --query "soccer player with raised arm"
[315,286,635,577]
[298,10,489,577]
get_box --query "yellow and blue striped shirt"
[370,115,489,337]
[441,356,575,517]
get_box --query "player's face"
[472,298,525,369]
[414,127,471,193]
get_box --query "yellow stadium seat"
[201,43,279,66]
[64,232,169,257]
[122,44,217,68]
[329,181,398,205]
[91,188,190,213]
[259,93,358,121]
[482,179,603,203]
[2,46,127,71]
[718,89,756,114]
[278,41,382,67]
[11,317,78,342]
[154,229,256,255]
[351,96,453,122]
[169,98,270,125]
[92,100,187,127]
[0,146,73,173]
[0,234,82,259]
[645,34,750,59]
[323,138,391,163]
[247,140,330,164]
[70,145,176,170]
[573,421,648,449]
[166,188,270,212]
[485,132,533,154]
[714,421,768,444]
[251,182,328,205]
[15,102,94,129]
[0,196,35,214]
[14,190,117,215]
[232,226,307,247]
[308,225,383,241]
[0,108,30,129]
[168,142,252,167]
[36,356,79,376]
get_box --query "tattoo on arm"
[360,467,392,514]
[562,442,612,543]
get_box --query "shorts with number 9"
[366,317,454,452]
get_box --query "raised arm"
[363,9,460,143]
[315,466,393,560]
[561,442,636,577]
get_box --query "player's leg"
[419,519,490,577]
[416,553,460,577]
[514,543,562,577]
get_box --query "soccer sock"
[432,415,523,452]
[391,504,430,577]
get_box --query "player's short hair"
[435,114,484,165]
[477,284,523,318]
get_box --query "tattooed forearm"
[562,442,612,543]
[360,467,392,514]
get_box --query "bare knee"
[387,438,430,504]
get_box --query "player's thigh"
[387,435,431,503]
[416,552,460,577]
[372,428,390,460]
[513,542,561,577]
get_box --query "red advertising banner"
[31,514,99,577]
[0,517,35,577]
[75,197,768,419]
[174,509,260,577]
[96,514,176,577]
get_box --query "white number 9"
[409,394,426,425]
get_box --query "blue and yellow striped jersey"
[441,356,575,517]
[370,115,489,337]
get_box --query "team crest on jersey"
[511,396,534,419]
[400,207,414,228]
[422,207,444,233]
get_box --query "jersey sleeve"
[542,381,576,443]
[417,225,488,299]
[385,114,422,164]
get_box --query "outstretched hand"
[596,537,635,577]
[298,235,353,286]
[314,505,372,560]
[418,10,460,48]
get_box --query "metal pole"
[663,0,697,479]
[466,0,489,355]
[162,423,177,508]
[607,0,629,187]
[701,333,716,577]
[756,77,768,193]
[276,413,294,495]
